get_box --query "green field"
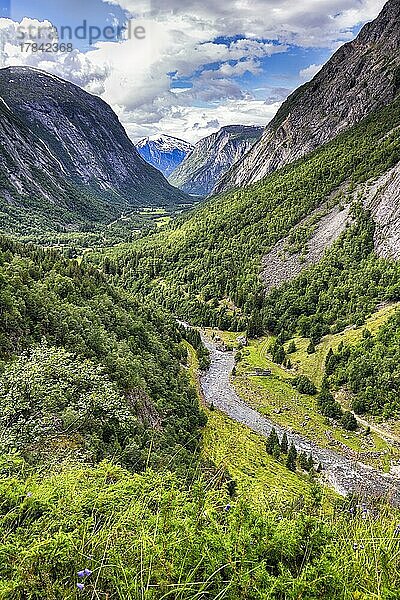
[288,303,400,387]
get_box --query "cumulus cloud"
[93,0,386,140]
[0,17,109,93]
[104,0,386,47]
[0,0,387,143]
[120,97,280,143]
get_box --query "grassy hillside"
[2,455,400,600]
[287,303,400,387]
[185,341,323,508]
[206,327,397,472]
[1,339,399,599]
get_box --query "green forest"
[97,96,400,336]
[1,73,400,599]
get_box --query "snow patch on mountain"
[136,135,194,177]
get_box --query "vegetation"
[97,97,400,339]
[1,59,400,600]
[0,237,206,472]
[2,456,400,599]
[228,332,393,467]
[328,311,400,418]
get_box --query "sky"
[0,0,387,143]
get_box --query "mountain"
[215,0,400,193]
[110,92,400,335]
[168,125,263,196]
[0,66,188,234]
[136,135,194,177]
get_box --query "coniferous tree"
[266,428,280,455]
[280,432,289,454]
[307,339,316,354]
[286,443,298,471]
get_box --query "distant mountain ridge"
[215,0,400,193]
[168,125,263,197]
[136,135,193,177]
[0,66,188,234]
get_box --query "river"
[200,332,400,505]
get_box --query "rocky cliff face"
[215,0,400,193]
[168,125,263,196]
[0,66,188,228]
[136,135,193,177]
[261,163,400,292]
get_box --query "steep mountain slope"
[215,0,400,193]
[168,125,263,196]
[136,135,193,177]
[0,67,188,234]
[0,237,205,469]
[104,94,400,334]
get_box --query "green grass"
[202,409,324,510]
[288,302,400,387]
[185,339,326,510]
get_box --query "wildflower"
[224,504,231,512]
[77,571,86,578]
[77,583,85,591]
[83,569,93,577]
[353,543,358,550]
[26,492,32,498]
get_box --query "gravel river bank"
[200,332,400,505]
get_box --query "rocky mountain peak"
[215,0,400,194]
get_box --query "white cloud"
[0,18,109,93]
[93,0,387,141]
[299,63,324,82]
[104,0,386,47]
[0,0,387,144]
[121,98,281,143]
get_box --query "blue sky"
[7,0,127,50]
[0,0,386,142]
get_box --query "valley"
[199,327,400,501]
[0,1,400,597]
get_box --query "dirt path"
[200,333,400,505]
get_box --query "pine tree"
[266,428,280,455]
[325,348,335,375]
[307,339,316,354]
[272,444,281,460]
[286,443,297,471]
[299,452,308,470]
[280,432,288,454]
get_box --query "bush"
[317,390,343,420]
[0,344,141,467]
[341,411,358,431]
[292,375,317,395]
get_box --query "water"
[200,333,400,505]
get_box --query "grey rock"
[215,0,400,193]
[0,66,188,233]
[168,125,263,197]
